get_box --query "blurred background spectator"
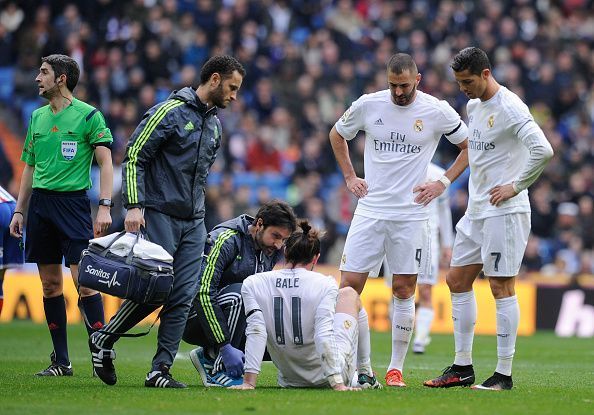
[0,0,591,276]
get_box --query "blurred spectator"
[0,0,591,271]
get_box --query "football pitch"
[0,322,591,415]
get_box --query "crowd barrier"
[1,267,592,338]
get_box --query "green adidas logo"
[184,121,194,131]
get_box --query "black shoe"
[89,336,117,385]
[423,365,475,388]
[35,352,73,376]
[145,364,187,388]
[472,372,513,390]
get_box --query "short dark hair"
[387,53,418,75]
[41,54,80,92]
[254,200,296,233]
[451,47,491,75]
[284,220,321,265]
[199,55,246,85]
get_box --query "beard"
[210,83,227,108]
[255,229,276,256]
[392,83,417,106]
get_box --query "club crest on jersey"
[341,106,352,123]
[414,119,423,132]
[344,320,352,330]
[61,141,77,160]
[488,115,495,128]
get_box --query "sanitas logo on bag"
[85,265,122,288]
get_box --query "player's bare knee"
[336,287,360,316]
[41,278,62,297]
[339,273,367,294]
[488,277,515,299]
[79,286,98,297]
[338,286,358,303]
[418,285,432,305]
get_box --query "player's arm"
[10,121,36,238]
[9,163,34,238]
[122,101,182,231]
[93,146,113,236]
[489,121,554,206]
[313,284,347,390]
[195,230,239,346]
[232,279,267,390]
[87,109,114,236]
[329,98,367,199]
[329,126,367,199]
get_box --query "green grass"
[0,322,592,415]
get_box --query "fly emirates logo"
[373,132,421,154]
[468,128,495,151]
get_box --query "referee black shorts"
[25,189,93,266]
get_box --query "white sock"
[414,306,434,345]
[452,291,476,366]
[495,295,519,376]
[388,295,415,372]
[357,307,373,376]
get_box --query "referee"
[9,54,114,376]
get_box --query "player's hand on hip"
[489,183,518,207]
[9,213,24,238]
[413,180,445,206]
[220,343,245,378]
[124,208,145,232]
[346,176,368,198]
[94,206,112,236]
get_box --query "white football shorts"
[417,232,439,285]
[340,215,430,275]
[450,213,531,277]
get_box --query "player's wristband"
[12,211,23,218]
[327,374,344,388]
[438,175,451,189]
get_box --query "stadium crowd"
[0,0,592,277]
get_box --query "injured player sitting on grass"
[232,220,382,391]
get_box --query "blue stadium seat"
[0,67,15,103]
[233,172,258,188]
[21,99,43,128]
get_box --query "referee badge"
[61,141,77,161]
[488,115,495,128]
[414,119,423,132]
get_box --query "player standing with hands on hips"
[329,53,469,387]
[9,54,113,376]
[424,47,553,391]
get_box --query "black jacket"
[194,214,283,346]
[122,87,222,219]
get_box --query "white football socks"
[414,306,434,346]
[495,295,519,376]
[357,307,373,376]
[452,291,476,366]
[388,295,415,372]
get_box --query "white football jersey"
[466,86,550,219]
[335,90,467,220]
[242,268,342,387]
